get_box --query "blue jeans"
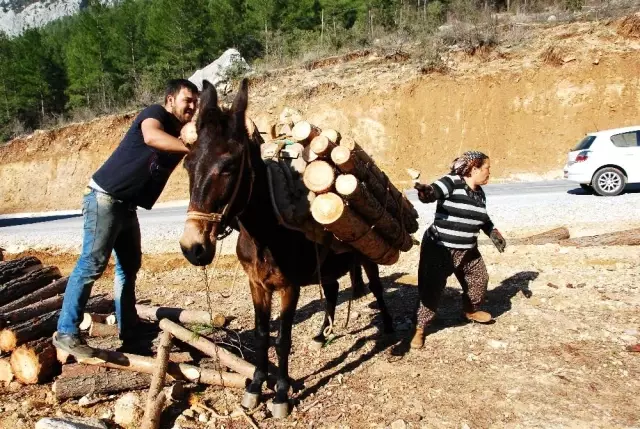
[57,188,141,337]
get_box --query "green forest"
[0,0,579,141]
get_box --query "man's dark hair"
[164,79,199,104]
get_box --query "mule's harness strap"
[186,211,224,223]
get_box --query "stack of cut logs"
[261,110,419,265]
[0,254,254,428]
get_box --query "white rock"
[198,412,210,423]
[391,419,408,429]
[114,392,143,427]
[547,15,557,22]
[182,409,195,419]
[78,394,103,408]
[188,49,251,91]
[36,416,109,429]
[487,340,508,349]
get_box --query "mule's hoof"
[308,339,323,351]
[271,401,290,418]
[241,392,261,410]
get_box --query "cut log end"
[292,121,320,144]
[311,193,346,225]
[310,136,335,158]
[0,358,13,382]
[320,129,341,144]
[330,146,352,169]
[0,329,17,352]
[10,338,58,384]
[303,161,336,194]
[335,174,359,197]
[89,322,119,338]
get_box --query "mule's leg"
[242,281,272,410]
[350,261,367,299]
[362,259,394,334]
[311,280,339,347]
[272,285,300,418]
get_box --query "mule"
[179,79,393,417]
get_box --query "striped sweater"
[428,175,494,249]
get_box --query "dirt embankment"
[1,19,640,214]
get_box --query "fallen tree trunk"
[335,174,413,252]
[0,266,62,307]
[0,357,13,382]
[0,295,64,329]
[519,227,570,245]
[135,304,226,328]
[560,228,640,247]
[77,349,247,388]
[53,365,153,400]
[311,192,400,265]
[158,319,255,379]
[10,337,58,384]
[0,256,42,284]
[0,277,68,314]
[331,145,418,233]
[0,295,113,352]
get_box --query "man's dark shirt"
[92,105,184,210]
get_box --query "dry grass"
[540,45,565,66]
[617,12,640,38]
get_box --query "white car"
[564,126,640,196]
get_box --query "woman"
[411,151,506,349]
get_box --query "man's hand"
[490,229,506,253]
[141,118,190,154]
[414,183,436,203]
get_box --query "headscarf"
[450,150,488,177]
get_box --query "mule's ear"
[197,80,220,130]
[231,78,248,115]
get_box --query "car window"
[610,131,640,148]
[573,135,596,151]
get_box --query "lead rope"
[315,242,334,338]
[201,239,234,426]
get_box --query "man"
[53,79,198,357]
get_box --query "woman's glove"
[490,229,506,253]
[414,183,436,203]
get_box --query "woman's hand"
[490,229,506,253]
[414,183,436,203]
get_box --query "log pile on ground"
[256,108,419,265]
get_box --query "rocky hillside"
[1,16,640,213]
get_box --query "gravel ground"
[1,184,640,255]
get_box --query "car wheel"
[592,167,626,196]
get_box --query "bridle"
[186,139,254,241]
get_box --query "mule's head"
[180,79,251,266]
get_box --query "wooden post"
[141,331,172,429]
[135,304,226,328]
[310,136,336,158]
[158,319,255,379]
[76,349,247,388]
